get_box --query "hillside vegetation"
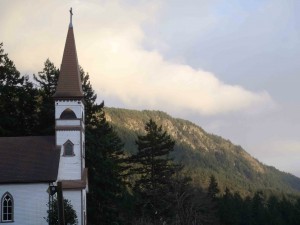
[105,107,300,197]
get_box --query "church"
[0,10,87,225]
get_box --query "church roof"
[53,22,83,99]
[0,136,60,184]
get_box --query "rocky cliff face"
[105,107,300,196]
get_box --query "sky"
[1,0,300,177]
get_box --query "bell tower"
[53,8,87,225]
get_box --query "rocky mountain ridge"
[105,107,300,196]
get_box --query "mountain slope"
[105,107,300,196]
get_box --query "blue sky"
[1,0,300,176]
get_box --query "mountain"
[105,107,300,197]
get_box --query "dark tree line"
[1,43,300,225]
[0,43,39,136]
[218,188,300,225]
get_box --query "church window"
[1,192,13,222]
[60,108,77,119]
[64,140,74,156]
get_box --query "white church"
[0,10,88,225]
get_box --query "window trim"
[60,108,77,119]
[63,140,75,157]
[1,192,14,223]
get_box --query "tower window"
[1,192,13,222]
[63,140,74,156]
[60,108,77,119]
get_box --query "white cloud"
[0,0,273,115]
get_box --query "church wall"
[64,189,83,225]
[81,132,85,169]
[55,100,84,119]
[56,119,81,126]
[0,183,49,225]
[57,130,82,180]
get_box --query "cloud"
[0,0,273,115]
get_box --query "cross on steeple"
[69,7,73,27]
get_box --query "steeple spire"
[53,8,83,99]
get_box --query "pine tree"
[131,119,181,222]
[0,43,38,136]
[86,103,130,225]
[207,175,220,200]
[251,191,266,225]
[79,66,97,125]
[33,59,59,135]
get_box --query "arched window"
[60,108,77,119]
[1,192,13,222]
[64,140,74,156]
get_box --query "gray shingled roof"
[0,136,60,183]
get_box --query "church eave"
[0,179,57,184]
[53,95,84,100]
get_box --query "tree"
[86,103,131,225]
[251,191,266,225]
[45,197,78,225]
[0,43,38,136]
[171,173,220,225]
[207,175,220,200]
[131,119,181,223]
[79,67,97,125]
[33,59,59,135]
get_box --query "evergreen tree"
[207,175,220,200]
[219,187,237,225]
[266,195,284,225]
[46,197,78,225]
[172,174,219,225]
[131,119,181,223]
[251,191,266,225]
[33,59,59,135]
[86,103,130,225]
[0,43,38,136]
[79,67,97,125]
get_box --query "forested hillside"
[105,107,300,197]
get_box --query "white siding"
[56,130,82,180]
[55,100,84,119]
[64,190,83,225]
[0,183,49,225]
[56,120,81,126]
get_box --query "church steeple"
[54,9,87,225]
[53,8,83,99]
